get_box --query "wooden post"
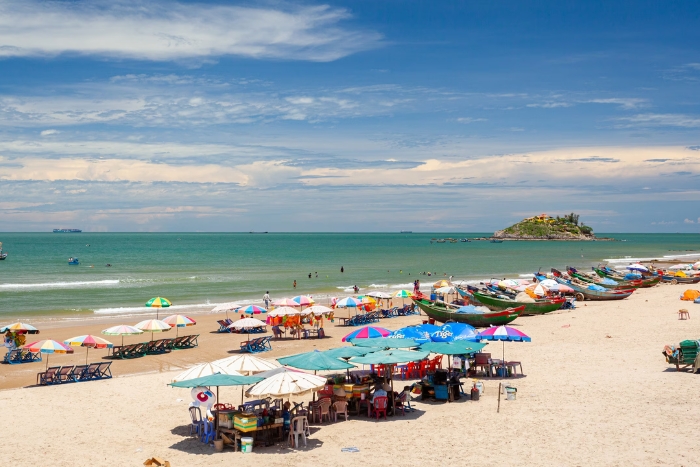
[497,382,502,413]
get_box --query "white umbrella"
[228,317,266,341]
[134,319,171,341]
[538,279,559,288]
[245,367,327,398]
[211,302,242,318]
[301,305,333,316]
[172,362,242,383]
[627,263,648,272]
[435,286,456,294]
[366,291,392,299]
[211,354,280,376]
[668,264,691,270]
[267,306,300,317]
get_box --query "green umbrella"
[169,373,263,388]
[419,341,487,355]
[351,349,429,365]
[277,350,355,371]
[322,346,382,359]
[145,296,172,319]
[351,337,418,349]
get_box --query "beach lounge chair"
[69,364,89,382]
[3,348,42,364]
[288,416,307,448]
[370,396,388,420]
[37,366,61,385]
[179,335,199,349]
[56,365,75,383]
[95,362,112,379]
[217,319,234,333]
[145,340,170,355]
[83,363,102,380]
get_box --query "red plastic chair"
[370,396,388,420]
[418,360,429,377]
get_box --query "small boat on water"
[53,229,82,233]
[0,242,6,260]
[459,238,470,242]
[412,297,523,327]
[68,257,79,265]
[490,239,503,243]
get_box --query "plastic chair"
[395,392,408,415]
[288,416,307,448]
[319,398,332,423]
[332,400,348,421]
[370,396,388,420]
[188,406,203,436]
[200,419,215,444]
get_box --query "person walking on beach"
[263,291,271,309]
[293,280,297,289]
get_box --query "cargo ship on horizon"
[53,228,82,233]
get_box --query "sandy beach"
[2,283,699,466]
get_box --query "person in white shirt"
[371,384,388,402]
[263,291,271,309]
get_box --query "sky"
[0,0,699,232]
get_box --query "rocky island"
[486,213,614,241]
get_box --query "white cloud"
[684,218,695,224]
[0,1,381,62]
[585,98,647,110]
[615,113,700,128]
[526,102,572,108]
[456,117,487,123]
[40,129,59,136]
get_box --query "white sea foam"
[367,284,388,288]
[604,252,700,264]
[93,302,216,315]
[0,279,120,290]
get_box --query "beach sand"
[2,284,699,466]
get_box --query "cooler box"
[434,384,449,400]
[218,412,233,429]
[234,415,258,432]
[343,383,354,393]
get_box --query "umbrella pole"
[86,347,89,365]
[46,353,49,371]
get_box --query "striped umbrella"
[291,295,315,307]
[273,298,298,307]
[101,324,144,346]
[228,317,267,341]
[25,339,74,369]
[64,335,114,364]
[162,314,196,337]
[237,305,267,315]
[393,290,413,298]
[334,297,364,308]
[135,319,171,341]
[0,322,40,334]
[342,326,392,342]
[267,306,299,317]
[477,325,531,365]
[145,296,172,319]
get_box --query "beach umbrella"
[211,302,241,319]
[420,341,487,355]
[291,295,315,307]
[145,296,172,319]
[211,354,280,376]
[171,362,242,383]
[246,367,327,399]
[322,346,381,359]
[101,324,144,346]
[267,306,299,317]
[277,350,355,371]
[334,297,364,308]
[274,298,299,307]
[169,373,265,409]
[435,286,456,294]
[498,279,520,289]
[342,326,391,342]
[430,322,478,342]
[351,337,418,349]
[390,327,431,343]
[626,263,649,272]
[366,291,392,299]
[24,339,74,370]
[228,317,266,341]
[301,305,333,316]
[134,319,171,341]
[433,280,451,288]
[393,290,413,298]
[237,305,267,315]
[162,314,196,337]
[525,283,548,297]
[477,325,531,364]
[416,323,441,334]
[0,322,40,334]
[64,334,113,364]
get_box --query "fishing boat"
[566,267,642,289]
[412,298,523,327]
[592,267,662,288]
[553,276,635,301]
[659,274,700,284]
[460,288,565,315]
[53,229,82,233]
[490,239,503,243]
[0,242,6,260]
[68,257,79,265]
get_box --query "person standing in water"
[341,266,344,273]
[293,280,297,289]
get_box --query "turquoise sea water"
[0,233,698,321]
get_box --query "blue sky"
[0,0,699,232]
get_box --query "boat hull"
[470,291,565,315]
[592,268,661,288]
[412,298,523,327]
[660,275,700,284]
[554,277,634,301]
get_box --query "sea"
[0,232,698,322]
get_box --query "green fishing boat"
[469,291,565,315]
[593,267,661,288]
[412,298,523,327]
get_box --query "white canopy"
[171,362,242,383]
[211,354,280,376]
[211,302,242,313]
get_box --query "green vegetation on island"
[493,213,603,240]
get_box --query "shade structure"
[393,290,413,298]
[351,349,429,365]
[351,337,418,349]
[101,324,144,346]
[145,297,171,319]
[477,325,531,363]
[245,367,327,398]
[24,339,74,370]
[322,346,382,359]
[335,297,364,308]
[169,373,264,388]
[420,341,487,355]
[277,350,355,371]
[237,305,267,315]
[162,314,196,337]
[228,317,266,330]
[415,323,441,334]
[0,322,39,334]
[172,362,242,383]
[342,326,391,342]
[431,322,478,342]
[525,283,548,297]
[291,295,315,306]
[135,319,171,341]
[626,263,649,272]
[498,279,521,289]
[267,306,299,317]
[64,334,113,364]
[390,327,431,343]
[435,286,456,294]
[211,302,241,318]
[211,354,280,376]
[366,291,392,299]
[273,298,299,307]
[433,280,451,288]
[301,305,333,316]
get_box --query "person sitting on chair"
[282,401,292,435]
[371,383,388,402]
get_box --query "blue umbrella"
[390,327,431,343]
[415,323,441,334]
[431,322,478,342]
